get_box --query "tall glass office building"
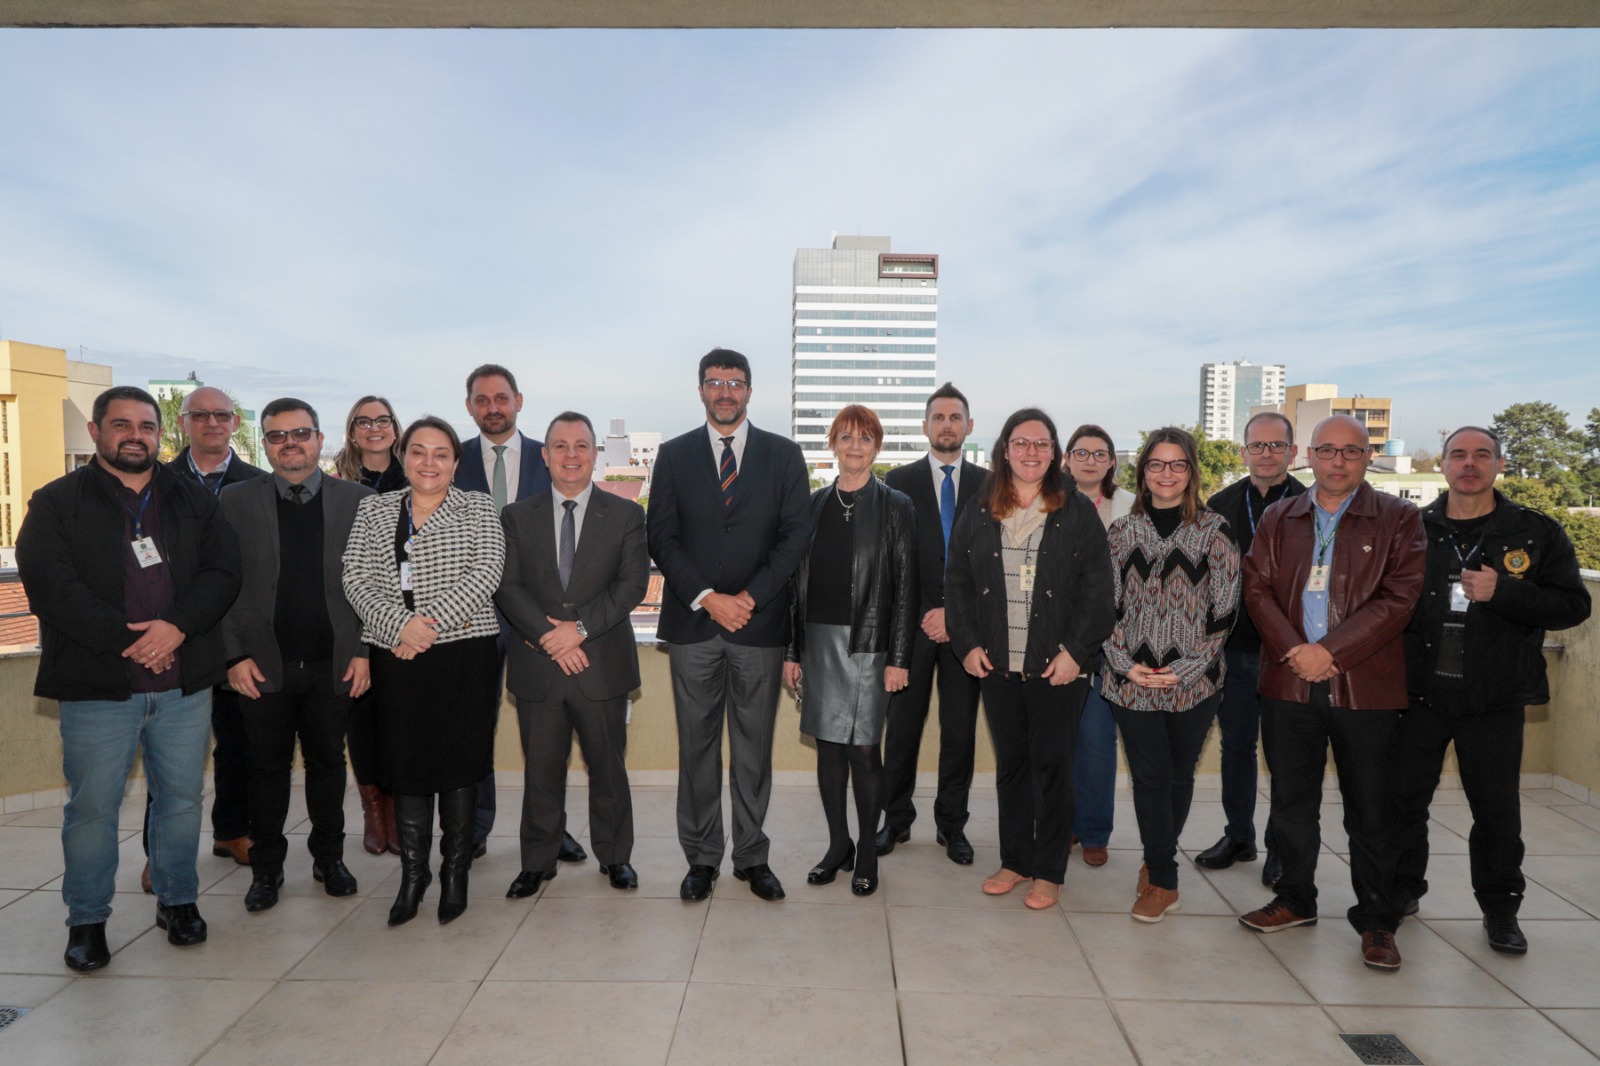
[791,235,938,470]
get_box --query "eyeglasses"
[352,416,395,431]
[702,378,749,392]
[1309,444,1372,462]
[1007,438,1055,454]
[263,427,317,445]
[184,410,234,423]
[1144,459,1191,473]
[1243,441,1290,455]
[1070,448,1111,462]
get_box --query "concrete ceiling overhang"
[2,0,1596,28]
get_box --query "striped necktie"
[719,436,737,508]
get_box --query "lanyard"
[1448,527,1485,570]
[1312,507,1341,566]
[186,451,229,495]
[123,486,154,539]
[404,496,418,554]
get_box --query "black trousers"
[980,673,1085,884]
[1262,683,1403,933]
[515,678,634,873]
[1391,699,1525,917]
[1112,693,1221,891]
[881,631,983,834]
[346,690,379,787]
[238,660,351,870]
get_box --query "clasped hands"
[391,614,440,661]
[539,617,588,676]
[122,619,184,675]
[703,590,756,633]
[1283,643,1340,683]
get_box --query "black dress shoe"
[506,869,556,898]
[851,874,879,897]
[1484,914,1528,955]
[680,864,719,902]
[559,831,588,863]
[1261,849,1283,887]
[875,824,910,856]
[472,840,488,860]
[312,858,359,897]
[64,922,110,972]
[937,829,975,865]
[599,863,638,890]
[244,870,285,912]
[734,863,785,901]
[807,842,856,886]
[155,902,208,946]
[1194,835,1259,870]
[1401,896,1420,917]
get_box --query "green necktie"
[491,444,508,509]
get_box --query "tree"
[1562,510,1600,571]
[1410,448,1439,473]
[1490,402,1583,483]
[1498,477,1566,516]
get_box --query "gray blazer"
[495,488,650,703]
[219,475,373,694]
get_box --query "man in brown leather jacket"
[1236,414,1425,973]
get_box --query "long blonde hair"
[332,395,401,482]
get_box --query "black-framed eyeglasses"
[702,378,749,392]
[1070,448,1111,462]
[184,409,234,423]
[1309,444,1371,461]
[352,416,395,430]
[1243,441,1290,455]
[263,427,317,445]
[1144,459,1191,473]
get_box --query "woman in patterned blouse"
[1101,426,1241,923]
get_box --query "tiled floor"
[4,781,1600,1064]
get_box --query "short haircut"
[260,397,320,431]
[1443,425,1502,458]
[698,348,752,386]
[1065,423,1120,499]
[466,363,519,398]
[399,416,464,462]
[546,410,596,444]
[925,381,970,418]
[1131,426,1204,525]
[826,404,884,450]
[93,385,161,427]
[1244,410,1294,444]
[984,407,1068,520]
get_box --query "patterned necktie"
[559,499,576,590]
[940,464,956,552]
[491,444,508,509]
[719,436,737,508]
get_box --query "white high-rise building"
[1198,360,1286,443]
[792,235,938,470]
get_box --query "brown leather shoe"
[358,784,388,855]
[140,862,153,895]
[1132,884,1181,923]
[1239,899,1318,932]
[1081,845,1109,867]
[1361,930,1402,971]
[212,836,252,865]
[383,793,401,857]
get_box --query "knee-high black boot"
[437,786,475,925]
[388,793,434,927]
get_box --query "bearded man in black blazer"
[647,349,811,903]
[495,412,650,896]
[879,383,989,864]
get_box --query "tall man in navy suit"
[647,349,811,903]
[879,382,989,865]
[453,364,583,863]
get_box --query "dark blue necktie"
[940,464,956,552]
[720,436,737,508]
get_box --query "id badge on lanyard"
[1449,581,1469,612]
[1306,564,1329,593]
[132,537,163,568]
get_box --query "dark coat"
[945,490,1116,678]
[786,476,919,669]
[646,422,812,648]
[884,455,988,618]
[1207,474,1306,652]
[456,432,552,503]
[495,488,651,702]
[1405,489,1590,712]
[173,445,268,489]
[17,461,242,700]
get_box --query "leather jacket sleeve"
[885,489,920,669]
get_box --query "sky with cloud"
[1,28,1596,454]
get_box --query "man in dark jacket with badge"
[1391,425,1591,956]
[17,386,242,973]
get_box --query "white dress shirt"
[926,451,963,498]
[478,431,523,506]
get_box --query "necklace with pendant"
[834,482,856,523]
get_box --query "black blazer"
[496,488,651,702]
[884,455,988,618]
[173,445,268,490]
[647,422,812,648]
[218,476,373,694]
[456,432,552,503]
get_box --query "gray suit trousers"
[515,677,634,873]
[669,635,784,868]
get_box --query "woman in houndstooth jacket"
[343,416,505,928]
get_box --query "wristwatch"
[575,620,588,640]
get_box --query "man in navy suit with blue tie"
[647,349,811,903]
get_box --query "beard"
[102,443,155,474]
[707,401,747,427]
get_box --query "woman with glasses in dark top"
[1063,424,1133,871]
[783,405,918,897]
[1102,427,1240,923]
[945,409,1115,910]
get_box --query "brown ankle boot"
[358,784,387,855]
[383,791,401,856]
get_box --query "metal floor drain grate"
[1340,1033,1422,1064]
[0,1007,30,1033]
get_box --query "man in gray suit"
[220,398,373,912]
[495,412,650,897]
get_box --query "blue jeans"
[1071,675,1118,848]
[60,688,212,926]
[1217,648,1266,845]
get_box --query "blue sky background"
[1,29,1596,453]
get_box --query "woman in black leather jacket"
[784,405,918,896]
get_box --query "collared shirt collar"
[186,447,234,483]
[553,481,595,510]
[705,419,749,449]
[483,431,522,457]
[273,469,323,501]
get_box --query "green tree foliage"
[1500,477,1600,571]
[1562,510,1600,571]
[1490,402,1584,486]
[1117,425,1243,499]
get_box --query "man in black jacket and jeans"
[17,386,242,973]
[1391,426,1590,956]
